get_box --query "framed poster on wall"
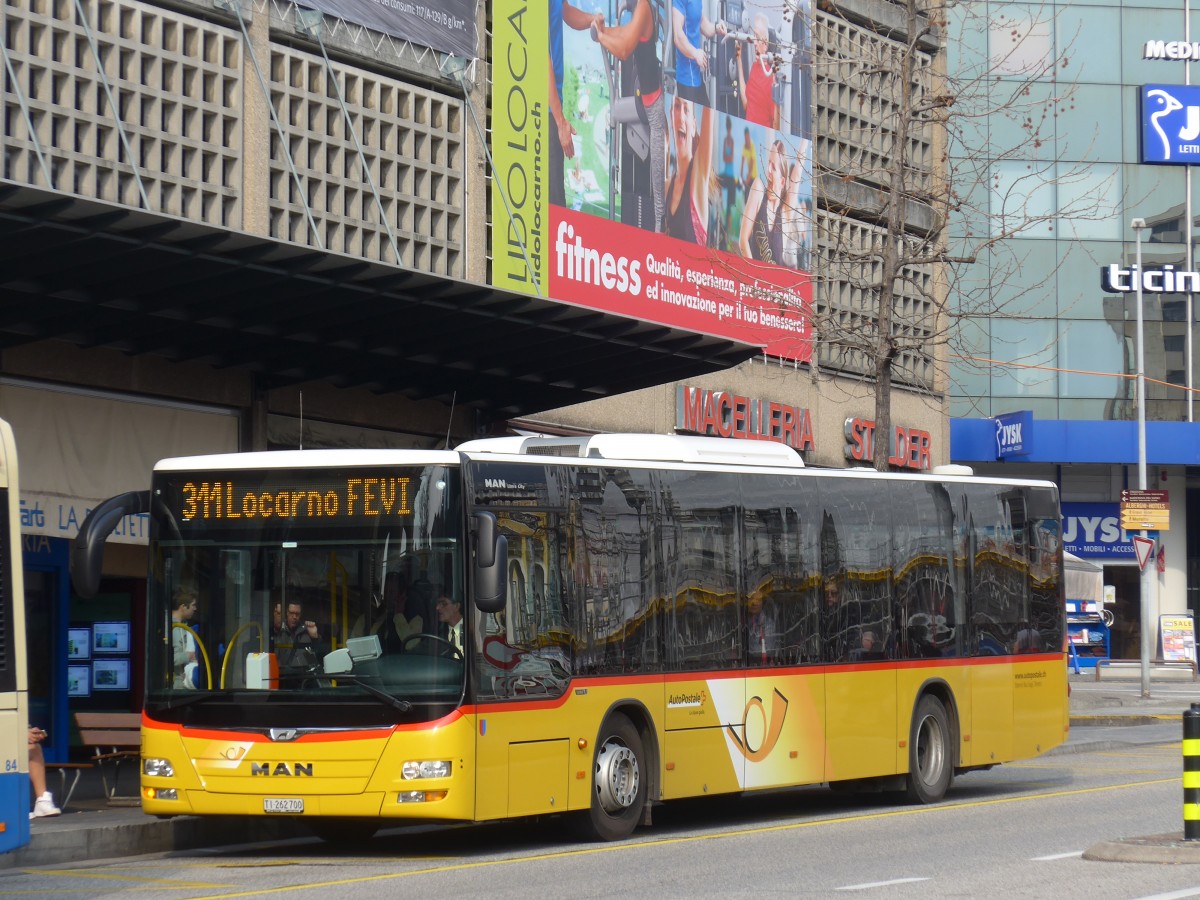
[92,621,130,654]
[67,627,91,660]
[67,665,91,698]
[92,658,130,691]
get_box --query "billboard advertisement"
[492,0,813,362]
[296,0,477,59]
[1140,83,1200,165]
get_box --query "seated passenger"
[435,594,465,653]
[849,629,883,661]
[351,571,422,653]
[275,596,330,667]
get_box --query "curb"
[2,815,308,869]
[1071,715,1181,727]
[1084,833,1200,864]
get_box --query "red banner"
[550,207,811,361]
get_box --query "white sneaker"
[31,792,60,818]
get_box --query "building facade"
[1,0,947,753]
[946,0,1200,662]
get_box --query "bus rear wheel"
[905,694,952,804]
[575,714,646,842]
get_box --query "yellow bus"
[72,433,1067,843]
[0,418,31,854]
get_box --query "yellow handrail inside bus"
[329,553,348,650]
[218,621,264,689]
[172,622,212,689]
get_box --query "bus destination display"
[167,475,413,523]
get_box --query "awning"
[0,183,760,419]
[1064,551,1104,604]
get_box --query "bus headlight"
[397,790,448,803]
[401,760,452,780]
[143,758,175,777]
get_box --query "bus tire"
[308,817,379,845]
[905,694,952,804]
[575,713,646,842]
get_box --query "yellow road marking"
[166,777,1180,900]
[11,870,227,888]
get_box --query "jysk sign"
[994,410,1031,459]
[1141,84,1200,165]
[1063,501,1157,558]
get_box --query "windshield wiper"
[329,674,413,713]
[157,691,221,711]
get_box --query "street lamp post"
[1132,217,1153,698]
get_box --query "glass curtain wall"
[947,0,1200,422]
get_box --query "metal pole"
[1188,2,1194,423]
[1134,218,1152,698]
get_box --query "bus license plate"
[264,798,304,813]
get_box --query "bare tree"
[806,0,1113,468]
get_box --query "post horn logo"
[726,688,788,762]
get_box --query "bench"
[1094,657,1199,681]
[43,761,93,812]
[73,712,142,805]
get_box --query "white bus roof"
[457,433,805,468]
[153,448,461,471]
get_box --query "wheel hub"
[595,739,639,812]
[916,714,945,784]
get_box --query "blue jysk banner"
[993,410,1031,459]
[1141,83,1200,165]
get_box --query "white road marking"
[1030,850,1084,860]
[837,877,929,891]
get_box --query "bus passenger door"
[474,510,575,820]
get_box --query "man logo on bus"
[251,762,314,776]
[726,689,788,763]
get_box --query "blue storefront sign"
[1141,83,1200,165]
[994,410,1032,459]
[1063,501,1157,558]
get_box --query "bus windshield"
[144,463,464,728]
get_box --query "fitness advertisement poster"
[493,0,813,362]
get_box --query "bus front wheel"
[576,714,646,842]
[905,694,952,804]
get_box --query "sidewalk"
[4,671,1198,870]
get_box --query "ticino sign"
[1100,264,1200,294]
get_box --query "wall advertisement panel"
[297,0,477,59]
[492,0,814,362]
